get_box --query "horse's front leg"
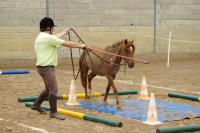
[103,83,111,105]
[106,75,121,109]
[87,72,96,98]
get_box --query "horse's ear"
[125,39,128,44]
[131,40,134,44]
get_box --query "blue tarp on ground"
[80,99,200,122]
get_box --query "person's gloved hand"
[63,28,71,35]
[80,44,87,50]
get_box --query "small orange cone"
[143,93,162,125]
[138,76,149,100]
[66,80,79,105]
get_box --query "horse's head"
[121,39,135,68]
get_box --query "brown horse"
[79,39,135,109]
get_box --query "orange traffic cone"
[66,80,79,105]
[138,76,149,100]
[143,93,162,125]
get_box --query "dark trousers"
[33,66,58,108]
[37,66,58,95]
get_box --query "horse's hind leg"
[80,65,89,100]
[87,72,96,98]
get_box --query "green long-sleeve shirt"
[35,32,64,66]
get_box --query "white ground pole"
[0,117,49,133]
[18,123,49,133]
[50,70,200,95]
[96,76,200,95]
[167,30,172,67]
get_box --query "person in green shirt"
[31,17,85,120]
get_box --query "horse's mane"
[111,39,126,48]
[105,40,125,51]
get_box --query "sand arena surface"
[0,54,200,133]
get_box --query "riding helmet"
[40,17,55,31]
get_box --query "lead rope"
[69,29,98,71]
[68,32,80,80]
[123,60,127,75]
[67,29,97,80]
[68,29,88,80]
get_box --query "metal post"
[46,0,49,17]
[153,0,157,53]
[167,30,172,67]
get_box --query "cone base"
[143,120,162,125]
[66,102,80,106]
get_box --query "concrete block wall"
[0,0,45,58]
[0,0,200,58]
[158,0,200,53]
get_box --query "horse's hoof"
[117,106,122,110]
[103,101,109,105]
[85,97,88,100]
[116,103,122,110]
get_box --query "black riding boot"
[49,94,65,120]
[31,90,48,114]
